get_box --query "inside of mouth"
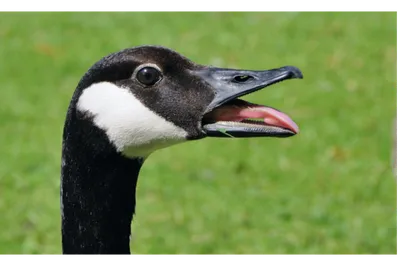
[202,99,299,134]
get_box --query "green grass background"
[0,12,397,254]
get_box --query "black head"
[72,45,303,157]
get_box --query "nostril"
[233,75,254,83]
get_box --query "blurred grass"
[0,12,396,254]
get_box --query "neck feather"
[61,108,144,254]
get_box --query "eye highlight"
[136,66,162,86]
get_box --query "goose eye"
[136,67,162,86]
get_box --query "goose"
[61,45,303,254]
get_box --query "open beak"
[194,66,303,138]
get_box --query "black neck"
[61,107,144,254]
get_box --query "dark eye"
[136,67,162,86]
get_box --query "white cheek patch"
[77,82,188,157]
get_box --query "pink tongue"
[213,105,299,133]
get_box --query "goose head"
[75,45,302,158]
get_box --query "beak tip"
[285,66,303,79]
